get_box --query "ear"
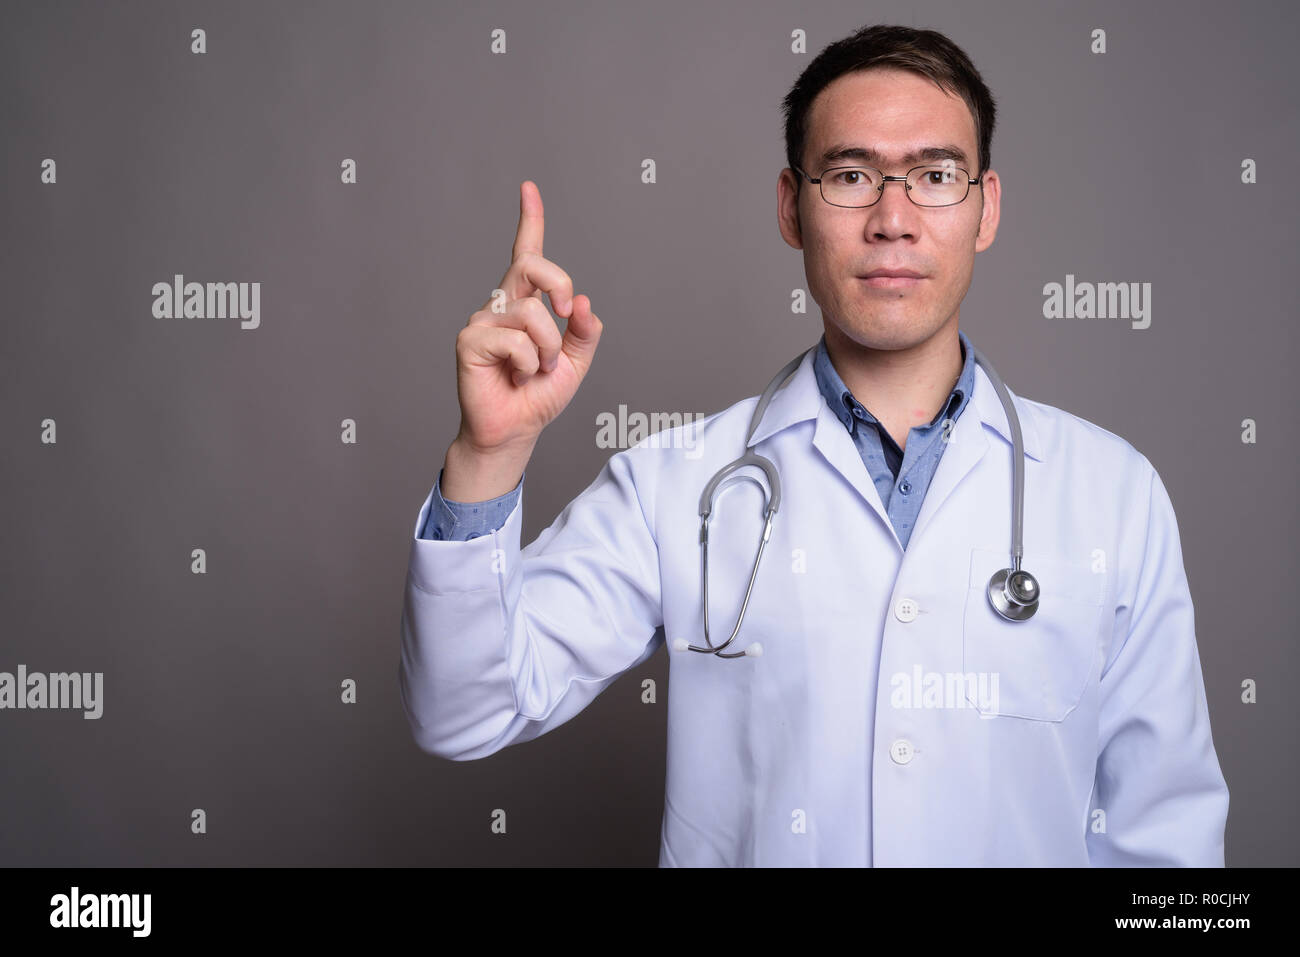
[777,168,805,250]
[973,168,1000,251]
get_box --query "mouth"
[857,271,926,289]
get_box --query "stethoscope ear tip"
[672,638,690,652]
[744,643,763,657]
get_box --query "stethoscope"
[678,342,1040,659]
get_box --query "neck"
[822,319,964,449]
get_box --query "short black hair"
[781,24,997,182]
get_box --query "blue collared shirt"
[812,329,976,549]
[418,465,524,541]
[420,330,976,549]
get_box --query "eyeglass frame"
[792,162,984,208]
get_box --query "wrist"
[442,434,535,502]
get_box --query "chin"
[831,313,943,351]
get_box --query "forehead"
[805,67,977,168]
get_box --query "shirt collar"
[747,330,1043,461]
[813,328,977,435]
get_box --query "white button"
[894,598,918,622]
[890,739,915,764]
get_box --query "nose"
[866,178,919,239]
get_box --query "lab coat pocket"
[961,546,1105,722]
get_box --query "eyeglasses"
[794,162,982,208]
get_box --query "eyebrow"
[814,143,971,171]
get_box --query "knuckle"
[522,297,554,325]
[467,307,497,326]
[515,294,544,316]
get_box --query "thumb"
[560,294,602,378]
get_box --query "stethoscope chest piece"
[987,566,1040,621]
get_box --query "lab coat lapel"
[907,390,990,546]
[909,361,1044,546]
[744,346,896,544]
[811,403,895,545]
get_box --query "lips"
[860,268,925,279]
[858,268,925,290]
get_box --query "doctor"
[400,23,1229,866]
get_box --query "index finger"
[511,180,544,264]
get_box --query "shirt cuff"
[419,467,525,541]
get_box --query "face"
[778,67,1000,352]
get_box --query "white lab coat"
[399,345,1229,866]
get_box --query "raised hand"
[442,181,604,501]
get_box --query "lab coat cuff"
[407,485,523,595]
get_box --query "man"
[399,24,1229,866]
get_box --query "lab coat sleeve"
[399,449,664,760]
[1085,463,1229,865]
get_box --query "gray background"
[1,0,1295,866]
